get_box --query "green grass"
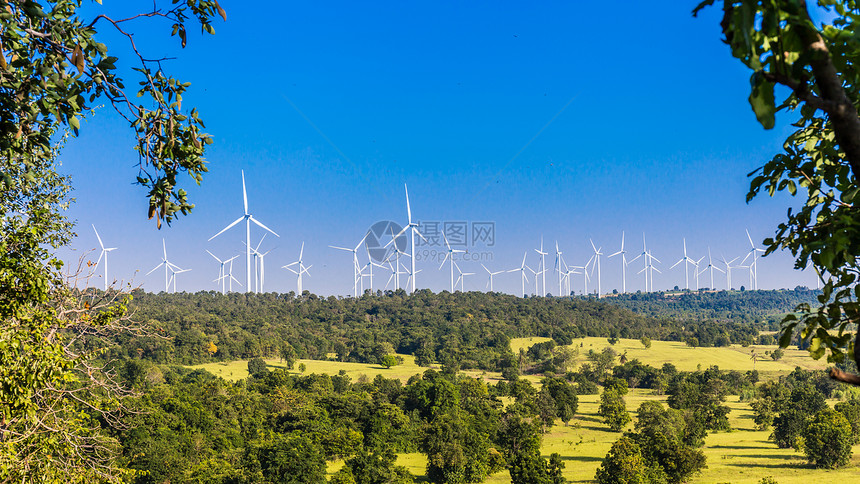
[188,353,500,384]
[191,338,850,483]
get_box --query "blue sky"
[58,1,819,296]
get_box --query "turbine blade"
[92,225,104,249]
[146,262,164,276]
[250,216,280,237]
[242,170,248,214]
[209,216,245,241]
[299,242,304,261]
[405,184,412,223]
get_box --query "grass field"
[191,338,855,483]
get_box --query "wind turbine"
[439,232,466,293]
[698,248,725,290]
[608,232,628,294]
[225,255,242,292]
[453,261,474,292]
[589,239,603,297]
[92,225,117,290]
[283,242,312,294]
[146,239,181,292]
[168,267,191,293]
[719,254,739,290]
[206,250,239,294]
[359,244,386,293]
[554,242,564,296]
[534,238,548,296]
[388,184,427,293]
[208,170,280,293]
[384,225,410,290]
[741,229,766,289]
[244,234,268,293]
[330,233,369,297]
[637,250,661,292]
[482,264,505,292]
[629,234,650,292]
[669,238,699,290]
[508,252,532,298]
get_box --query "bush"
[770,348,784,361]
[803,408,853,468]
[594,436,651,484]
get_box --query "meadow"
[187,338,860,483]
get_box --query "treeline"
[109,289,780,369]
[597,287,820,326]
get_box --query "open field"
[513,336,828,380]
[192,338,852,483]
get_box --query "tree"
[381,354,398,369]
[694,1,860,383]
[594,436,650,484]
[0,1,222,479]
[803,407,853,468]
[599,378,631,432]
[248,357,268,376]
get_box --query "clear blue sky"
[58,1,818,296]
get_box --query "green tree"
[0,1,222,480]
[594,436,650,484]
[694,0,860,382]
[803,407,853,468]
[599,379,631,432]
[381,354,399,369]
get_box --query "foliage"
[248,357,268,376]
[693,0,860,375]
[594,436,651,484]
[630,402,707,484]
[803,407,853,468]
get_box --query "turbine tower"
[209,170,280,293]
[453,261,474,292]
[508,252,532,298]
[92,225,117,290]
[330,233,369,297]
[439,232,465,292]
[554,242,564,296]
[283,242,312,294]
[168,268,191,293]
[608,232,628,294]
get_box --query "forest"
[113,289,819,371]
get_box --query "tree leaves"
[749,72,776,129]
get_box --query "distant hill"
[594,288,820,326]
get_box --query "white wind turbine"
[629,234,650,292]
[453,261,474,292]
[608,232,628,294]
[146,239,181,293]
[669,238,699,290]
[508,252,532,298]
[554,241,564,296]
[245,234,268,293]
[384,225,410,290]
[589,239,603,297]
[330,233,369,298]
[698,247,725,290]
[534,238,548,296]
[206,250,239,294]
[92,225,117,290]
[388,184,427,293]
[636,250,661,292]
[208,170,280,293]
[168,267,191,293]
[482,264,505,292]
[439,232,466,293]
[562,265,578,296]
[382,261,398,290]
[741,229,766,289]
[359,244,386,293]
[283,242,312,294]
[719,254,739,290]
